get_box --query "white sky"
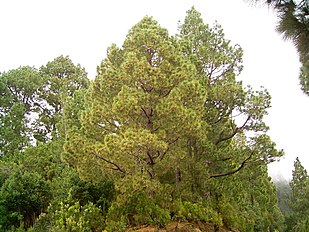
[1,0,308,180]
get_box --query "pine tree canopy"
[63,8,284,230]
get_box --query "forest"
[0,7,308,232]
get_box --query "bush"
[33,194,105,232]
[0,171,51,230]
[53,201,104,232]
[172,199,222,226]
[106,190,170,231]
[69,175,115,213]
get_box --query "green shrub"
[69,175,115,212]
[172,199,222,226]
[32,194,105,232]
[106,190,170,231]
[0,171,51,231]
[105,214,127,232]
[53,201,104,232]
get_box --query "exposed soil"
[127,221,239,232]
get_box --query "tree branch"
[146,149,155,165]
[215,116,250,145]
[141,107,153,119]
[209,150,254,178]
[92,152,126,174]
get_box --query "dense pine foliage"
[0,8,307,232]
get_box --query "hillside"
[127,222,239,232]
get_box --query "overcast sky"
[1,0,308,180]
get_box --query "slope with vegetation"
[0,7,305,232]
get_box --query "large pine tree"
[65,8,284,231]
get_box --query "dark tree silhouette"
[248,0,309,95]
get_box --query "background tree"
[0,171,51,230]
[273,178,292,230]
[286,157,309,231]
[0,66,42,157]
[178,7,280,177]
[36,55,89,142]
[0,56,90,157]
[0,56,108,231]
[178,9,284,232]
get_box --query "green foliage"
[0,161,18,187]
[274,0,309,94]
[285,158,309,231]
[0,102,28,157]
[68,174,115,212]
[19,164,115,232]
[33,194,105,232]
[106,190,170,230]
[36,55,89,142]
[104,215,127,232]
[205,162,284,232]
[0,65,42,156]
[0,171,51,231]
[104,174,171,230]
[0,66,42,110]
[53,201,104,232]
[274,179,292,221]
[292,216,309,232]
[63,7,284,231]
[18,141,65,181]
[299,58,309,94]
[0,7,294,232]
[172,199,222,226]
[0,56,89,157]
[290,157,308,197]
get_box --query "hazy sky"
[1,0,308,179]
